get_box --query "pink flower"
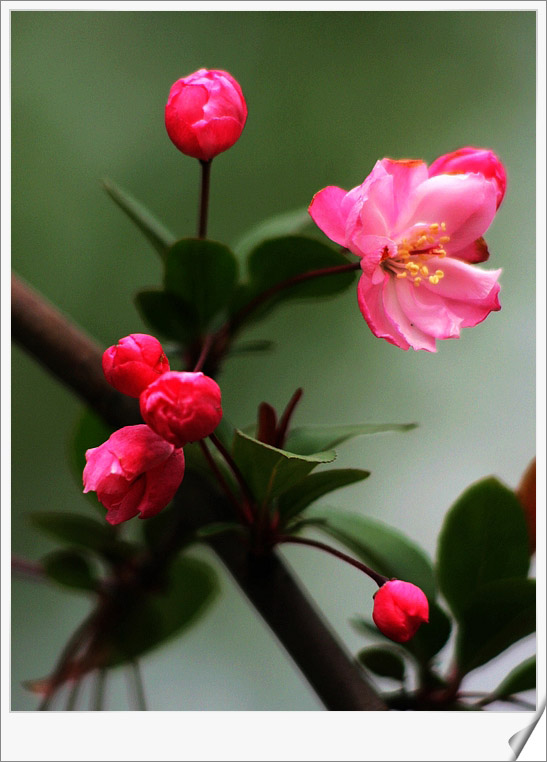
[83,425,185,525]
[309,153,503,351]
[372,580,429,643]
[429,146,507,209]
[102,334,170,398]
[140,371,223,447]
[165,68,247,161]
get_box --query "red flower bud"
[428,146,507,209]
[83,425,185,525]
[165,68,247,161]
[139,371,222,447]
[372,580,429,643]
[102,334,170,398]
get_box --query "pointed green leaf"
[164,239,238,331]
[437,478,531,618]
[308,507,437,599]
[42,549,98,592]
[102,178,176,259]
[278,468,370,521]
[357,647,406,681]
[232,429,335,505]
[233,208,311,258]
[105,556,219,667]
[456,578,535,676]
[135,289,197,343]
[488,656,536,701]
[31,511,115,554]
[285,422,417,456]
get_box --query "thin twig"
[66,677,83,711]
[277,534,389,587]
[209,432,256,511]
[198,439,252,524]
[275,387,304,448]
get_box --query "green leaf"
[278,468,370,521]
[30,511,115,554]
[42,549,98,592]
[232,429,336,505]
[102,178,176,259]
[309,507,437,600]
[285,422,417,456]
[229,236,356,322]
[233,208,312,259]
[105,556,219,667]
[456,578,536,676]
[135,289,197,344]
[164,239,238,331]
[488,656,536,701]
[357,647,406,681]
[437,478,531,618]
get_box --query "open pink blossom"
[309,153,503,351]
[83,425,185,525]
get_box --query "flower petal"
[397,173,497,252]
[308,186,350,246]
[357,273,410,350]
[382,278,438,352]
[378,158,428,222]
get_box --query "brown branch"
[11,272,386,711]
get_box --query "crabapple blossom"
[372,579,429,643]
[102,334,170,398]
[140,371,223,447]
[165,68,247,161]
[309,152,504,351]
[83,425,185,525]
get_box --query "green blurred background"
[11,11,536,710]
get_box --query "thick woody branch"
[11,272,386,711]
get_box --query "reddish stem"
[277,534,388,587]
[197,159,212,239]
[209,433,256,517]
[199,439,252,525]
[227,260,360,334]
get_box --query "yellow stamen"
[420,265,429,276]
[396,271,407,278]
[429,275,439,285]
[439,235,450,244]
[429,223,439,231]
[413,277,421,287]
[435,269,444,279]
[440,221,446,231]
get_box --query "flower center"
[383,221,450,287]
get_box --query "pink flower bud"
[372,580,429,643]
[165,68,247,161]
[102,334,170,398]
[428,146,507,209]
[139,371,222,447]
[83,425,185,525]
